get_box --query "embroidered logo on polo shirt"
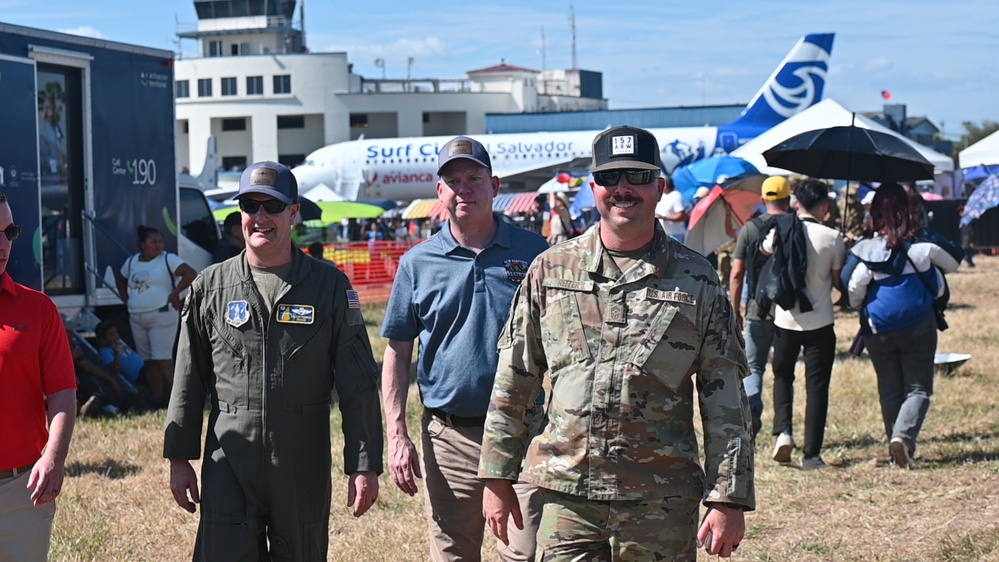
[503,259,530,285]
[276,304,314,324]
[226,301,250,327]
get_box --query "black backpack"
[744,216,778,320]
[754,213,812,315]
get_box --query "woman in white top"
[115,225,197,407]
[845,183,959,469]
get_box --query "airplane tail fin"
[724,33,834,138]
[195,136,218,190]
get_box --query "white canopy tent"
[732,99,954,176]
[959,129,999,168]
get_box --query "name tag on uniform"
[645,288,696,305]
[276,304,315,324]
[543,278,595,292]
[226,301,250,327]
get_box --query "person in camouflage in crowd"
[479,126,755,561]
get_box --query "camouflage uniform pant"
[535,489,699,561]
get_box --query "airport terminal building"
[174,0,741,176]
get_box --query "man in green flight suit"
[479,126,755,560]
[164,161,383,561]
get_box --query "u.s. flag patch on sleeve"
[346,290,361,309]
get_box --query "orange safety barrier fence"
[312,239,422,303]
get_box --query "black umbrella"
[762,121,935,233]
[297,196,323,222]
[762,125,935,183]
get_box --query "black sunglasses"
[593,169,659,187]
[1,224,21,241]
[238,199,288,214]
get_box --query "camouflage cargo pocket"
[540,291,592,375]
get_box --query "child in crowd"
[95,320,151,407]
[66,320,138,416]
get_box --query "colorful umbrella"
[685,173,767,256]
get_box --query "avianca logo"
[380,172,435,185]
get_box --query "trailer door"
[0,54,42,289]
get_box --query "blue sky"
[4,0,997,140]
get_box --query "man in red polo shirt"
[0,191,77,560]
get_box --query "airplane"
[292,33,834,202]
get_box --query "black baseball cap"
[437,136,492,176]
[236,161,298,204]
[591,126,663,173]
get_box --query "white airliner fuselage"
[293,33,834,202]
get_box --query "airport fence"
[316,239,420,303]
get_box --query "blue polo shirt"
[381,213,548,417]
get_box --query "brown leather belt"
[426,407,486,428]
[0,463,34,480]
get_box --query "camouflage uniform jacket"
[479,225,755,509]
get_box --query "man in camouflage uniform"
[479,126,755,561]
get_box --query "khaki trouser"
[0,470,56,561]
[421,410,543,562]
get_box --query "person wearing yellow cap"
[729,176,791,440]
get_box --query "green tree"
[952,119,999,159]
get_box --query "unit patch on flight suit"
[276,304,315,324]
[226,300,250,327]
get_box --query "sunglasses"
[593,169,659,187]
[1,224,21,241]
[238,199,288,214]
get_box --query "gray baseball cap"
[437,136,492,176]
[236,161,298,204]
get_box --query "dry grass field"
[50,256,999,561]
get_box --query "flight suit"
[479,226,754,558]
[164,249,383,561]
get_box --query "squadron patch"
[503,259,529,285]
[645,287,697,305]
[276,304,315,324]
[226,300,250,327]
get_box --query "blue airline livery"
[292,33,833,202]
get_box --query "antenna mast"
[570,5,578,70]
[300,0,306,51]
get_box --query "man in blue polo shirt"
[381,136,548,561]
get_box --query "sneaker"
[801,456,827,470]
[890,437,913,469]
[79,395,99,418]
[772,433,795,463]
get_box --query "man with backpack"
[761,179,846,470]
[729,176,792,440]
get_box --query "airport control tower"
[178,0,305,57]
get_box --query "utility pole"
[570,5,578,70]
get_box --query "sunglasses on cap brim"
[238,199,289,214]
[592,169,659,187]
[1,224,21,241]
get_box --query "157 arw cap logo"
[591,126,663,173]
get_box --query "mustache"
[610,194,640,203]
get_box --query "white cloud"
[57,25,103,39]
